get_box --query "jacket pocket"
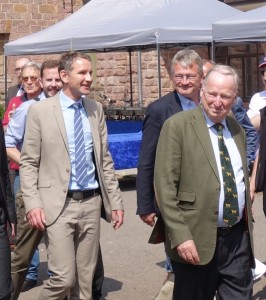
[38,180,51,188]
[177,191,196,210]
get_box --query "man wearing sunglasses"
[3,61,42,295]
[6,57,31,107]
[3,61,42,130]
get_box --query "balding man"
[154,65,254,300]
[6,57,30,106]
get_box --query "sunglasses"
[22,76,39,83]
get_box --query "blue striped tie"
[73,102,89,186]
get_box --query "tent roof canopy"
[213,4,266,43]
[4,0,240,56]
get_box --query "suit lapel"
[168,91,183,115]
[191,106,220,181]
[52,95,69,150]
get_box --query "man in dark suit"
[136,48,203,280]
[0,121,16,300]
[154,65,254,300]
[6,57,30,107]
[137,48,202,225]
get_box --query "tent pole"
[137,50,143,107]
[211,41,216,61]
[129,49,133,106]
[157,44,162,98]
[4,56,8,109]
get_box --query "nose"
[26,78,33,84]
[214,96,222,106]
[180,76,189,84]
[85,72,92,81]
[51,79,57,87]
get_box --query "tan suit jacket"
[20,94,123,226]
[154,105,254,266]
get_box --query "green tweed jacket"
[153,105,254,266]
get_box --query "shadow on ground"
[101,277,123,299]
[118,177,136,192]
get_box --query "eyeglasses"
[173,74,197,82]
[22,76,39,83]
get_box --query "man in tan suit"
[20,52,124,300]
[154,65,254,300]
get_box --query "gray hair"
[171,48,203,76]
[21,61,41,74]
[202,64,239,92]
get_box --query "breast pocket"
[37,180,51,189]
[177,191,196,210]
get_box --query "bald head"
[15,57,31,84]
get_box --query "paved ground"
[17,175,266,300]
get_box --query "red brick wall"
[0,1,208,108]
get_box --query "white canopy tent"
[212,4,266,43]
[3,0,241,101]
[4,0,240,55]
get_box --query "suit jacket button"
[63,189,67,193]
[216,188,220,192]
[214,210,218,215]
[66,168,70,173]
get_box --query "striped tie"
[213,123,239,226]
[73,102,89,186]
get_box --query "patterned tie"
[213,123,239,226]
[73,102,89,186]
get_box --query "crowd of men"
[1,48,266,300]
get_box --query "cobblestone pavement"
[17,178,266,300]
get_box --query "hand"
[111,210,124,230]
[10,223,16,237]
[250,188,255,205]
[27,208,46,231]
[139,213,156,227]
[176,240,200,265]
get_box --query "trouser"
[11,190,104,300]
[171,220,253,300]
[39,194,101,300]
[11,190,42,300]
[0,209,13,300]
[14,174,40,282]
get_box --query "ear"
[60,70,68,84]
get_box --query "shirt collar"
[60,90,83,108]
[201,106,227,131]
[178,93,197,106]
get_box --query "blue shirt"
[59,91,98,191]
[5,99,37,150]
[5,92,45,149]
[178,93,197,111]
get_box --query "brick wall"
[0,0,83,104]
[0,0,209,109]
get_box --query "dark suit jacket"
[136,91,183,215]
[0,121,16,224]
[154,105,254,266]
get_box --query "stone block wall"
[0,0,209,109]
